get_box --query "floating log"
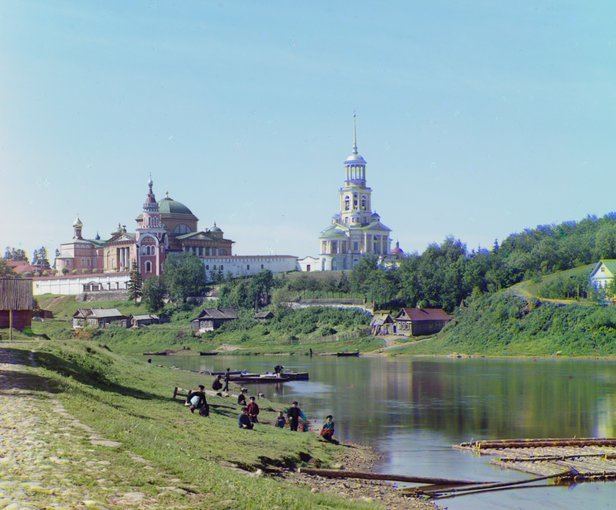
[427,470,573,500]
[297,467,485,486]
[499,452,616,463]
[459,438,616,450]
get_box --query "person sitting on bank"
[187,385,209,416]
[238,407,253,429]
[320,415,337,443]
[274,364,284,375]
[212,375,223,392]
[275,411,286,428]
[287,401,303,432]
[237,389,247,406]
[246,396,260,423]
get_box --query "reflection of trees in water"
[168,356,615,444]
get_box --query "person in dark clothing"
[246,396,260,423]
[287,401,302,431]
[238,407,253,429]
[237,391,247,406]
[223,368,231,392]
[273,364,284,375]
[212,375,223,392]
[187,385,208,416]
[309,348,313,358]
[275,411,286,428]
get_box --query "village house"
[191,308,238,333]
[370,312,396,336]
[395,308,452,337]
[254,310,274,321]
[589,260,616,291]
[0,278,33,331]
[131,314,160,328]
[72,308,129,329]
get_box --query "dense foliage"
[126,261,143,303]
[163,252,207,303]
[344,213,616,311]
[429,292,616,355]
[218,270,274,310]
[142,276,166,312]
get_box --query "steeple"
[352,112,358,155]
[140,175,161,228]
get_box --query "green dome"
[158,196,194,216]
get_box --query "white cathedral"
[299,117,403,272]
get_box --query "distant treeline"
[216,213,616,312]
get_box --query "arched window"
[145,261,152,273]
[344,196,350,211]
[173,224,191,235]
[361,195,366,210]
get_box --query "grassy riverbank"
[2,338,387,509]
[394,292,616,357]
[30,295,381,356]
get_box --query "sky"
[2,1,616,260]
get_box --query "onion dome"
[158,193,195,216]
[73,216,83,228]
[210,222,222,233]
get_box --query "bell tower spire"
[352,111,358,154]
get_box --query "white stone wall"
[202,255,297,282]
[297,256,322,272]
[33,274,130,296]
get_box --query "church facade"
[299,118,396,271]
[37,178,296,295]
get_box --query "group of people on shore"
[183,371,337,443]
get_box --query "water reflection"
[159,355,616,509]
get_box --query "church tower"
[136,176,167,278]
[317,115,392,271]
[339,113,373,226]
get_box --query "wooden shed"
[131,314,160,328]
[254,310,274,321]
[395,308,452,336]
[0,277,33,331]
[370,312,396,336]
[72,308,129,329]
[191,308,238,333]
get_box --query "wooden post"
[8,309,12,341]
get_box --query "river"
[157,354,616,509]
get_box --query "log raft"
[456,437,616,483]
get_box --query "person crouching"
[238,407,254,429]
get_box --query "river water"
[158,355,616,509]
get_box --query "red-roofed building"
[395,307,452,336]
[6,260,37,275]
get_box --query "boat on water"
[279,371,309,381]
[230,374,290,384]
[199,351,219,356]
[336,351,360,357]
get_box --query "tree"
[349,255,379,294]
[364,270,397,309]
[337,272,351,293]
[143,277,166,312]
[249,270,274,309]
[127,261,143,303]
[163,252,207,302]
[0,259,16,277]
[32,246,50,269]
[4,247,27,261]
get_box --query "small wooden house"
[370,313,396,336]
[0,277,33,331]
[395,308,452,336]
[191,308,238,333]
[254,310,274,321]
[131,314,160,328]
[590,260,616,291]
[72,308,129,329]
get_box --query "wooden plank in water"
[461,438,616,450]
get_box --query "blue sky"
[2,1,616,259]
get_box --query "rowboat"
[230,375,290,384]
[336,351,360,357]
[199,351,219,356]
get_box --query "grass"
[4,338,378,510]
[394,291,616,357]
[30,295,382,356]
[509,264,594,304]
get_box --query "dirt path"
[0,346,201,509]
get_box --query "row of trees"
[4,246,52,268]
[344,213,616,311]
